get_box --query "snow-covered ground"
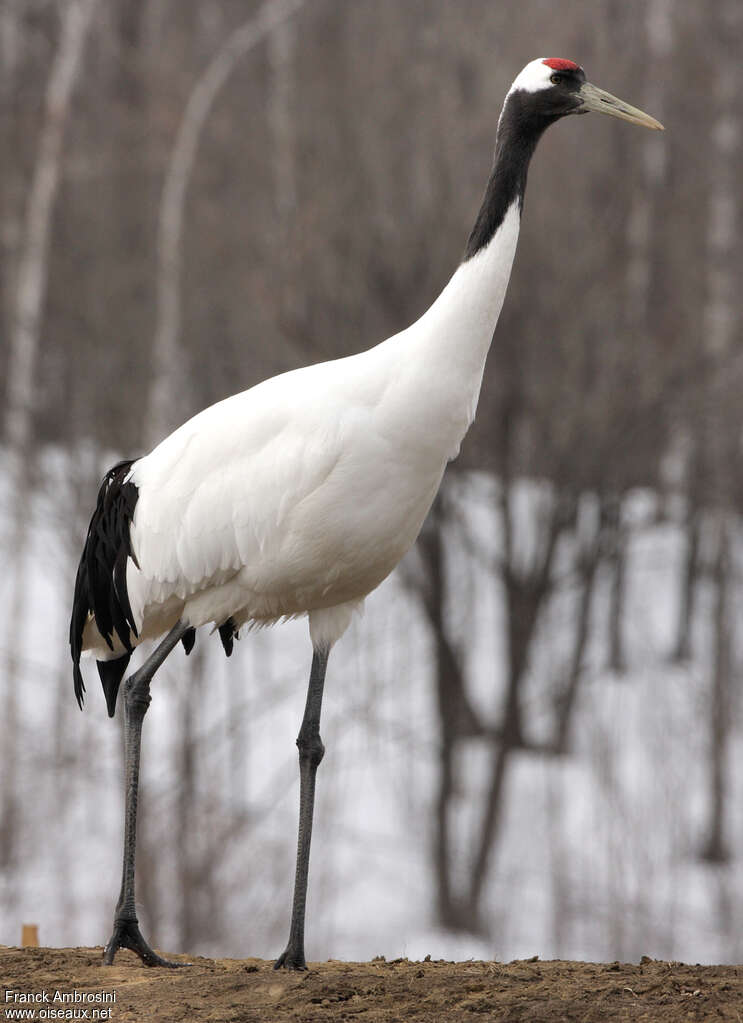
[1,449,741,964]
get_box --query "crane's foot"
[103,917,185,968]
[273,945,307,971]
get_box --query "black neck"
[463,94,555,261]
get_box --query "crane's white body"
[83,203,521,658]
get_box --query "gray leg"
[274,647,329,970]
[103,621,189,968]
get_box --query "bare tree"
[1,0,99,884]
[696,0,742,864]
[414,492,487,931]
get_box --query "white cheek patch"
[508,58,554,95]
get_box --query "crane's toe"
[273,947,308,971]
[103,917,189,969]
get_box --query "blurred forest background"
[1,0,743,965]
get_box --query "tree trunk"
[175,646,204,950]
[603,496,627,674]
[696,0,741,862]
[623,0,672,333]
[699,515,731,864]
[553,524,601,754]
[673,495,699,662]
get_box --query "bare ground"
[1,946,742,1022]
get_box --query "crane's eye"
[550,73,564,85]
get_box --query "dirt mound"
[1,946,741,1021]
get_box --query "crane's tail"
[97,654,132,718]
[69,458,140,713]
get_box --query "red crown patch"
[542,58,580,71]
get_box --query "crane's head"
[506,58,663,131]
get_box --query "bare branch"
[147,0,308,445]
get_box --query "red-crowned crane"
[70,59,662,971]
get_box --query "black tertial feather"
[219,618,237,657]
[97,654,132,718]
[70,459,140,711]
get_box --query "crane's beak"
[578,82,664,130]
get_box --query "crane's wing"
[127,353,395,629]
